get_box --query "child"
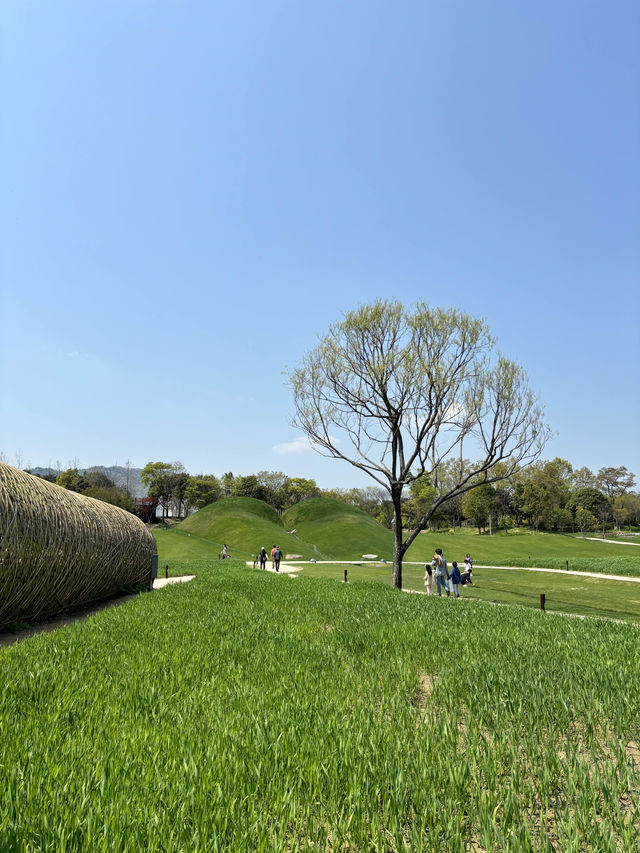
[449,561,461,598]
[424,560,435,595]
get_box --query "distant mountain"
[28,465,146,498]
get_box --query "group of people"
[259,546,282,572]
[424,551,473,598]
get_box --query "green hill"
[175,497,317,559]
[282,497,393,561]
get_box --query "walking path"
[153,575,195,588]
[583,537,640,546]
[252,560,640,585]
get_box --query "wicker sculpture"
[0,462,157,629]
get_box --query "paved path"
[251,560,640,585]
[458,565,640,584]
[153,575,195,588]
[583,537,640,547]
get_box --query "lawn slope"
[282,497,393,561]
[175,497,317,559]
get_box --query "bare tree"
[288,300,551,589]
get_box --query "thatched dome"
[0,463,156,629]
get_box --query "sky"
[1,0,639,489]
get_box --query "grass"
[282,498,394,560]
[164,497,640,578]
[175,497,318,560]
[404,529,640,576]
[290,561,640,623]
[1,563,638,851]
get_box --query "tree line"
[18,457,639,535]
[136,458,638,535]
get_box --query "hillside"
[176,497,319,559]
[282,497,393,561]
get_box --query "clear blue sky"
[1,1,638,488]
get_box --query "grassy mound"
[282,497,393,561]
[175,497,317,559]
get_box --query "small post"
[540,593,545,611]
[344,569,348,583]
[566,560,569,571]
[165,564,169,579]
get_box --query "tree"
[573,467,596,489]
[462,484,497,534]
[84,470,115,490]
[288,300,551,588]
[596,467,636,500]
[286,477,320,505]
[184,475,221,511]
[256,471,291,512]
[84,486,135,512]
[56,468,89,492]
[575,506,597,534]
[566,487,609,520]
[231,475,269,501]
[140,461,187,518]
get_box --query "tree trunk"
[391,487,404,589]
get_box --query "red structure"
[135,497,159,523]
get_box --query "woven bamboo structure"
[0,462,157,629]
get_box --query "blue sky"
[1,0,638,488]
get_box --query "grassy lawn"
[1,564,638,851]
[287,560,640,623]
[404,529,640,576]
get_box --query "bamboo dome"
[0,462,157,629]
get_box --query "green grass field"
[287,561,640,623]
[404,529,640,576]
[176,497,319,560]
[163,497,640,578]
[154,498,639,625]
[1,563,638,851]
[282,497,394,560]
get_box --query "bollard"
[566,560,569,571]
[344,569,348,583]
[165,564,169,579]
[540,593,545,611]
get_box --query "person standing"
[222,544,229,559]
[274,546,282,573]
[434,548,449,597]
[464,553,473,571]
[259,546,267,570]
[424,560,435,595]
[270,545,277,570]
[449,561,461,598]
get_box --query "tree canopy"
[288,300,552,588]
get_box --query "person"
[424,560,435,595]
[434,548,449,597]
[270,545,277,570]
[274,546,282,573]
[464,553,473,570]
[461,565,473,586]
[222,544,229,559]
[449,561,461,598]
[259,546,267,570]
